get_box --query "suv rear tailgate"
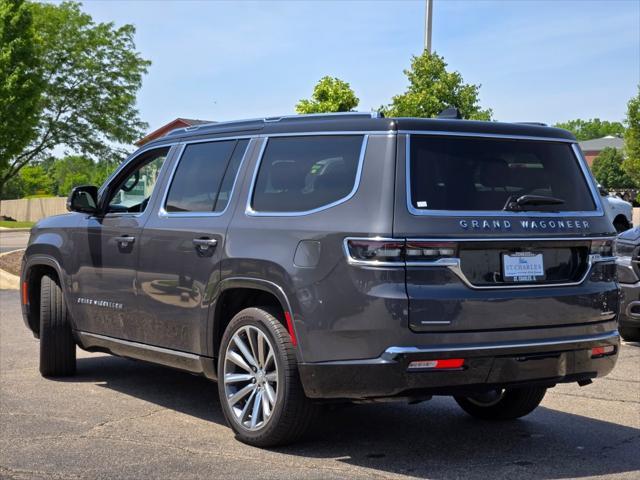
[393,133,618,333]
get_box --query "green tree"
[296,76,359,114]
[0,1,150,199]
[19,163,54,196]
[381,51,492,120]
[592,147,634,189]
[0,0,44,186]
[51,155,94,196]
[554,118,626,141]
[622,86,640,184]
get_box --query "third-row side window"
[165,139,249,213]
[251,135,364,213]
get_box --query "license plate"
[502,252,545,282]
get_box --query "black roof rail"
[163,111,383,138]
[515,122,548,127]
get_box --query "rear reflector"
[408,358,465,370]
[284,311,297,347]
[21,281,28,305]
[591,345,615,358]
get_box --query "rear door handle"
[116,235,135,247]
[193,237,218,253]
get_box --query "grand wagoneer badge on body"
[459,219,590,231]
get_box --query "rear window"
[165,140,244,213]
[409,136,596,212]
[251,135,363,213]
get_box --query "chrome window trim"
[157,137,254,218]
[404,134,605,218]
[245,134,370,217]
[343,236,616,289]
[98,143,178,199]
[99,143,177,219]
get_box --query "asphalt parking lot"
[0,289,639,480]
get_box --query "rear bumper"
[298,331,619,399]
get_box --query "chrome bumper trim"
[382,331,619,361]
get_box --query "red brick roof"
[135,118,214,146]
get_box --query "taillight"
[591,345,615,358]
[345,239,458,265]
[591,239,614,257]
[346,239,405,264]
[408,358,465,370]
[405,241,457,261]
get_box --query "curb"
[0,227,31,232]
[0,249,24,290]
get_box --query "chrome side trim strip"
[406,236,616,242]
[77,332,201,360]
[382,331,620,360]
[157,138,254,218]
[245,134,369,217]
[404,134,604,218]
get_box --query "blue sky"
[79,0,639,130]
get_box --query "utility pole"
[424,0,433,53]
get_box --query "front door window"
[107,148,169,214]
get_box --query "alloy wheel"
[223,325,279,431]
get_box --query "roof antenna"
[438,107,462,119]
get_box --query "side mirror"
[598,185,609,197]
[67,185,99,214]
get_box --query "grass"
[0,220,34,229]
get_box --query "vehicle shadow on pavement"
[62,352,640,480]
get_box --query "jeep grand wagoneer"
[21,112,619,446]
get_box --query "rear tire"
[619,326,640,342]
[217,307,316,447]
[39,275,76,377]
[455,387,546,420]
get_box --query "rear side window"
[165,140,247,213]
[409,136,596,212]
[251,135,364,213]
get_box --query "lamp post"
[424,0,433,53]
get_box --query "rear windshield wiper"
[503,194,565,212]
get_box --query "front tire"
[217,307,316,447]
[455,387,546,420]
[39,275,76,377]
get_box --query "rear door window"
[409,136,596,212]
[251,135,364,213]
[165,140,247,213]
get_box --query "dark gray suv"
[21,113,620,447]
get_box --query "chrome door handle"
[192,237,218,252]
[116,235,135,247]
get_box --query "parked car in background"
[21,112,620,447]
[599,185,633,232]
[615,227,640,341]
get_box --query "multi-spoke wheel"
[218,307,316,447]
[223,325,278,431]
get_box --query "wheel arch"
[21,254,67,337]
[210,277,301,361]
